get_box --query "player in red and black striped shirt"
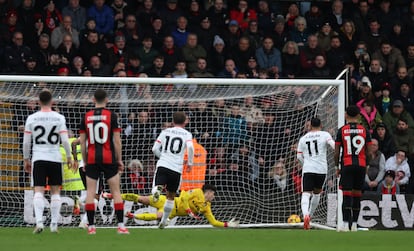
[334,105,373,232]
[79,89,128,234]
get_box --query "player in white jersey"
[151,111,194,228]
[23,90,74,234]
[297,117,334,230]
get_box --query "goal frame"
[0,75,345,230]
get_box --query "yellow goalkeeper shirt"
[171,188,225,227]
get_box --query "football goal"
[0,75,344,229]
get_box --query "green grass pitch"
[0,227,412,251]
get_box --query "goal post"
[0,75,344,229]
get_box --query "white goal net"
[0,76,344,228]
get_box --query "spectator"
[196,16,218,54]
[208,35,228,76]
[255,36,282,77]
[171,61,190,91]
[372,122,396,159]
[88,55,111,76]
[171,16,189,48]
[31,33,53,74]
[70,56,85,76]
[126,53,144,77]
[310,54,332,79]
[78,29,108,64]
[107,32,129,70]
[181,33,207,74]
[17,54,41,75]
[111,0,129,31]
[206,0,228,35]
[267,160,287,191]
[221,103,248,157]
[304,2,324,34]
[281,41,300,79]
[256,0,274,35]
[394,82,414,118]
[385,150,411,192]
[405,44,414,79]
[87,0,114,39]
[353,41,370,76]
[62,0,87,32]
[159,0,184,33]
[230,36,255,73]
[270,15,288,51]
[16,0,38,47]
[390,67,412,95]
[389,21,409,55]
[356,99,382,134]
[393,118,414,157]
[402,0,414,46]
[338,20,360,56]
[299,34,324,77]
[377,170,400,195]
[159,35,182,74]
[121,159,147,194]
[145,15,166,52]
[240,95,263,125]
[191,57,214,78]
[375,82,393,116]
[222,19,241,49]
[118,14,142,49]
[355,76,375,103]
[325,0,348,33]
[364,138,386,193]
[316,21,338,52]
[352,0,376,38]
[326,35,349,77]
[145,55,168,77]
[136,36,159,72]
[229,0,256,32]
[137,0,159,33]
[217,58,238,78]
[79,17,96,44]
[288,16,310,48]
[285,3,300,32]
[383,100,414,134]
[245,56,260,79]
[56,33,78,66]
[42,0,63,35]
[365,59,388,98]
[0,10,22,49]
[360,18,387,55]
[185,0,206,32]
[51,15,80,49]
[376,0,400,38]
[3,31,31,73]
[372,39,406,78]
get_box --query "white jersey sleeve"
[297,131,334,174]
[154,127,193,174]
[23,111,68,163]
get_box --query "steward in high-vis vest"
[61,137,85,191]
[181,138,207,191]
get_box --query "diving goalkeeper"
[104,184,239,228]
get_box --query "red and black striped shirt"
[335,122,372,167]
[79,108,121,165]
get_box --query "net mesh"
[0,77,340,227]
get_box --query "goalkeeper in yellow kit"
[107,184,239,228]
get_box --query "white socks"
[50,194,61,224]
[33,192,45,225]
[309,194,321,217]
[301,193,311,216]
[160,199,174,224]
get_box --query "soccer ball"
[287,214,301,224]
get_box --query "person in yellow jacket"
[61,137,85,191]
[103,184,239,228]
[181,138,208,191]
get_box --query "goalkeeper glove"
[225,218,240,228]
[186,208,201,220]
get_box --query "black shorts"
[86,164,118,181]
[339,165,366,191]
[32,160,62,187]
[302,173,326,192]
[154,166,181,193]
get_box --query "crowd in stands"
[4,0,414,194]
